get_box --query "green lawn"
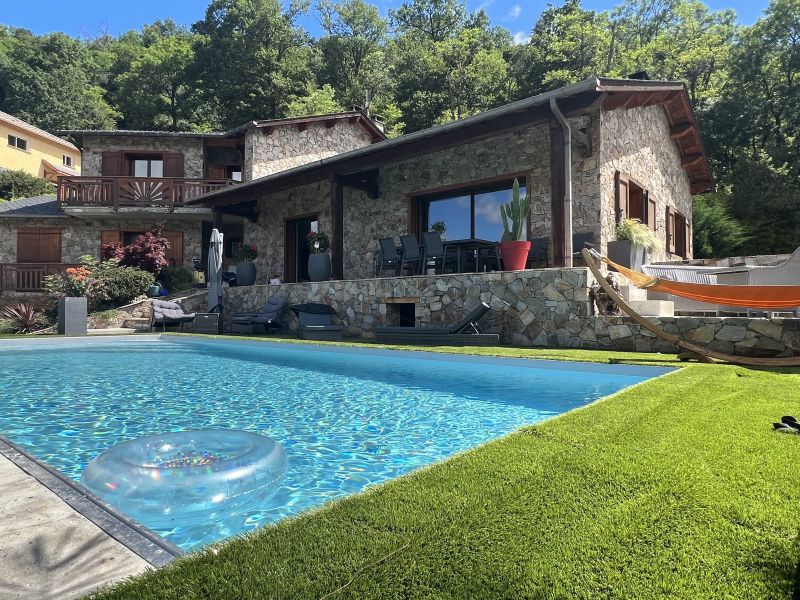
[89,344,800,599]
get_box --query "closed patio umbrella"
[208,229,224,325]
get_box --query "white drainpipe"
[549,98,573,267]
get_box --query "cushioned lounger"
[373,301,499,346]
[290,303,345,341]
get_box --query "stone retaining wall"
[223,270,799,358]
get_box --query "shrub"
[615,218,664,252]
[43,256,101,301]
[157,266,194,293]
[0,169,54,200]
[101,224,170,274]
[1,303,45,334]
[94,260,155,307]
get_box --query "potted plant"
[43,262,95,336]
[498,178,531,271]
[430,220,447,239]
[607,218,663,271]
[234,243,258,286]
[306,230,331,281]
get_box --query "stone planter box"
[607,240,647,272]
[58,296,87,336]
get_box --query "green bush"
[157,266,194,294]
[0,169,54,200]
[94,260,155,308]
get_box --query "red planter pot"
[499,240,531,271]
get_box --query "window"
[129,155,164,177]
[416,178,527,242]
[666,207,691,258]
[615,172,656,231]
[62,154,73,167]
[7,134,28,151]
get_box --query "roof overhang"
[186,77,713,210]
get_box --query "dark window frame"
[414,176,528,241]
[7,134,28,151]
[126,152,164,177]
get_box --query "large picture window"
[416,178,527,242]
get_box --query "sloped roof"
[191,76,713,209]
[58,111,386,146]
[0,112,78,151]
[0,195,62,217]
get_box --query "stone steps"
[122,317,152,331]
[629,299,675,317]
[617,284,648,302]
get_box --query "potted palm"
[307,231,331,281]
[498,178,531,271]
[234,243,258,286]
[607,218,663,271]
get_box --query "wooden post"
[549,124,566,267]
[331,176,344,280]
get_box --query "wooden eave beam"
[670,123,693,139]
[681,153,704,168]
[297,122,308,132]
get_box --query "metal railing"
[0,263,77,293]
[57,176,235,211]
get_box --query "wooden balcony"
[0,263,77,293]
[57,176,235,211]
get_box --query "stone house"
[194,77,712,284]
[0,112,385,298]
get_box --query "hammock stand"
[581,248,800,367]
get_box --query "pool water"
[0,338,665,550]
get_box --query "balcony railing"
[0,263,77,293]
[57,176,235,211]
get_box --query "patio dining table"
[396,238,499,274]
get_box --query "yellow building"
[0,110,81,181]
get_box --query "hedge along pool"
[0,336,672,550]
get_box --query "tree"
[0,170,54,201]
[286,84,344,116]
[116,32,205,131]
[390,0,467,43]
[317,0,389,109]
[692,192,747,258]
[0,27,118,130]
[192,0,315,127]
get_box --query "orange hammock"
[602,256,800,310]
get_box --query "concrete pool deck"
[0,453,149,599]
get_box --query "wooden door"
[163,230,184,266]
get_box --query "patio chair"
[527,237,550,268]
[290,302,344,341]
[421,231,457,274]
[150,299,196,332]
[571,232,595,263]
[373,301,499,346]
[231,294,289,335]
[400,234,423,276]
[376,237,400,277]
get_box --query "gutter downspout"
[549,97,573,267]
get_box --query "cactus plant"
[500,178,530,241]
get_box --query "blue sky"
[1,0,768,40]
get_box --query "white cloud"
[513,31,531,45]
[476,0,495,11]
[509,4,521,19]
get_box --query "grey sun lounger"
[290,302,345,341]
[232,295,288,334]
[373,301,499,346]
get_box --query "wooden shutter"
[101,151,124,176]
[646,193,657,231]
[208,164,227,179]
[162,230,183,266]
[615,172,629,222]
[17,229,62,263]
[101,230,122,246]
[163,153,185,178]
[665,207,676,253]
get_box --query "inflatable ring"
[81,429,287,529]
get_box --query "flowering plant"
[233,243,258,262]
[306,230,330,254]
[101,224,170,274]
[44,256,100,299]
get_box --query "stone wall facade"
[80,135,205,178]
[599,105,694,261]
[0,217,202,267]
[224,268,593,345]
[222,269,798,358]
[244,121,375,181]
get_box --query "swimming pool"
[0,336,670,550]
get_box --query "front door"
[284,215,318,283]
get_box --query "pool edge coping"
[0,435,184,567]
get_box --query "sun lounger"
[232,295,288,334]
[374,301,499,346]
[290,303,344,341]
[150,299,196,332]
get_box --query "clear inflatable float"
[81,429,287,529]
